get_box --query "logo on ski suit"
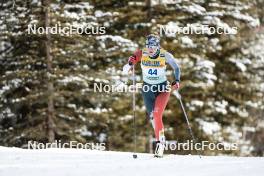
[141,48,167,84]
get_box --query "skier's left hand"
[171,81,180,90]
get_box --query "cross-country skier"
[123,34,181,157]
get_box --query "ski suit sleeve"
[165,52,181,82]
[128,49,142,65]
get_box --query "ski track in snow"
[0,147,263,176]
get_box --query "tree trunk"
[43,0,55,143]
[145,0,152,22]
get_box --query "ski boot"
[154,130,165,158]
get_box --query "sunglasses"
[146,44,159,49]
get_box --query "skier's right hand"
[128,55,137,65]
[128,49,142,65]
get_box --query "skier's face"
[147,45,158,57]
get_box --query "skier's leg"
[153,91,170,142]
[153,91,170,157]
[142,86,155,128]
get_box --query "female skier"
[124,34,181,157]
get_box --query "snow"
[202,16,237,34]
[98,133,107,142]
[179,3,206,15]
[260,83,264,92]
[62,2,94,20]
[229,58,250,72]
[1,108,15,118]
[236,62,247,72]
[58,114,73,120]
[214,100,228,115]
[119,115,133,121]
[206,2,260,28]
[75,126,92,137]
[57,75,89,86]
[180,36,196,48]
[128,1,145,6]
[0,85,10,96]
[151,0,182,6]
[133,23,152,28]
[183,56,217,88]
[96,35,138,52]
[141,0,182,6]
[196,119,221,135]
[64,11,80,20]
[228,11,260,27]
[206,11,224,17]
[209,38,222,51]
[10,78,22,87]
[191,100,204,107]
[88,107,109,114]
[225,126,243,142]
[95,10,112,18]
[0,79,22,96]
[160,0,182,4]
[194,59,217,87]
[208,2,250,11]
[64,2,93,11]
[67,104,77,110]
[187,100,204,111]
[229,58,247,72]
[229,106,249,118]
[0,147,263,176]
[245,101,262,109]
[196,59,215,69]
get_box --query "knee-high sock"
[153,92,170,141]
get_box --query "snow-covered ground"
[0,147,263,176]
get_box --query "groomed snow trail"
[0,147,263,176]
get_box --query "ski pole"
[173,90,202,158]
[132,64,137,159]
